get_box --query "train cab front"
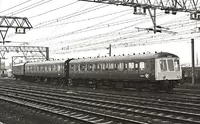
[155,56,182,91]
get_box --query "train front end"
[155,53,182,91]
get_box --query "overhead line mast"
[0,16,32,44]
[79,0,200,33]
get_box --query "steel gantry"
[79,0,200,33]
[0,16,32,44]
[0,46,49,61]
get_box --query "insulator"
[165,9,170,14]
[143,8,146,14]
[172,11,177,15]
[133,6,137,14]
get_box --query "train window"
[135,63,138,68]
[80,64,85,71]
[174,59,180,71]
[109,63,114,70]
[45,66,48,72]
[124,63,128,70]
[102,63,105,70]
[168,59,174,71]
[114,63,117,70]
[139,62,145,70]
[48,65,51,71]
[57,65,61,71]
[128,62,134,70]
[87,64,92,71]
[93,64,96,71]
[105,63,109,70]
[96,64,100,70]
[53,65,57,71]
[56,65,58,71]
[160,60,167,71]
[118,63,124,71]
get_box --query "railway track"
[0,82,200,124]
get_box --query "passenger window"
[80,64,85,71]
[109,63,114,70]
[139,62,145,70]
[114,63,117,70]
[118,63,124,71]
[48,65,51,71]
[87,64,92,71]
[160,60,167,71]
[105,63,109,70]
[92,64,95,70]
[96,64,100,70]
[58,65,61,71]
[102,63,105,70]
[135,63,139,71]
[128,62,134,70]
[124,63,128,70]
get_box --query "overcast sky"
[0,0,200,65]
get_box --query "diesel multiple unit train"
[13,52,182,91]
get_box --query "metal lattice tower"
[0,16,32,44]
[0,46,49,61]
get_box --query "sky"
[0,0,200,65]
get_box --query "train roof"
[70,52,179,63]
[25,60,67,66]
[13,63,26,67]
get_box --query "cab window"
[174,59,180,71]
[160,60,167,71]
[168,59,174,71]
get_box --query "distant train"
[182,66,200,83]
[13,52,182,91]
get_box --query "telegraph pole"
[191,39,195,85]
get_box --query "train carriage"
[12,63,26,79]
[69,52,182,91]
[24,60,70,83]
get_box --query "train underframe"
[14,75,178,92]
[69,78,178,92]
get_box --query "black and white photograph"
[0,0,200,124]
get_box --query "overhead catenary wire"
[0,0,32,14]
[33,4,109,29]
[29,1,79,19]
[34,9,132,28]
[4,0,199,56]
[4,0,53,16]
